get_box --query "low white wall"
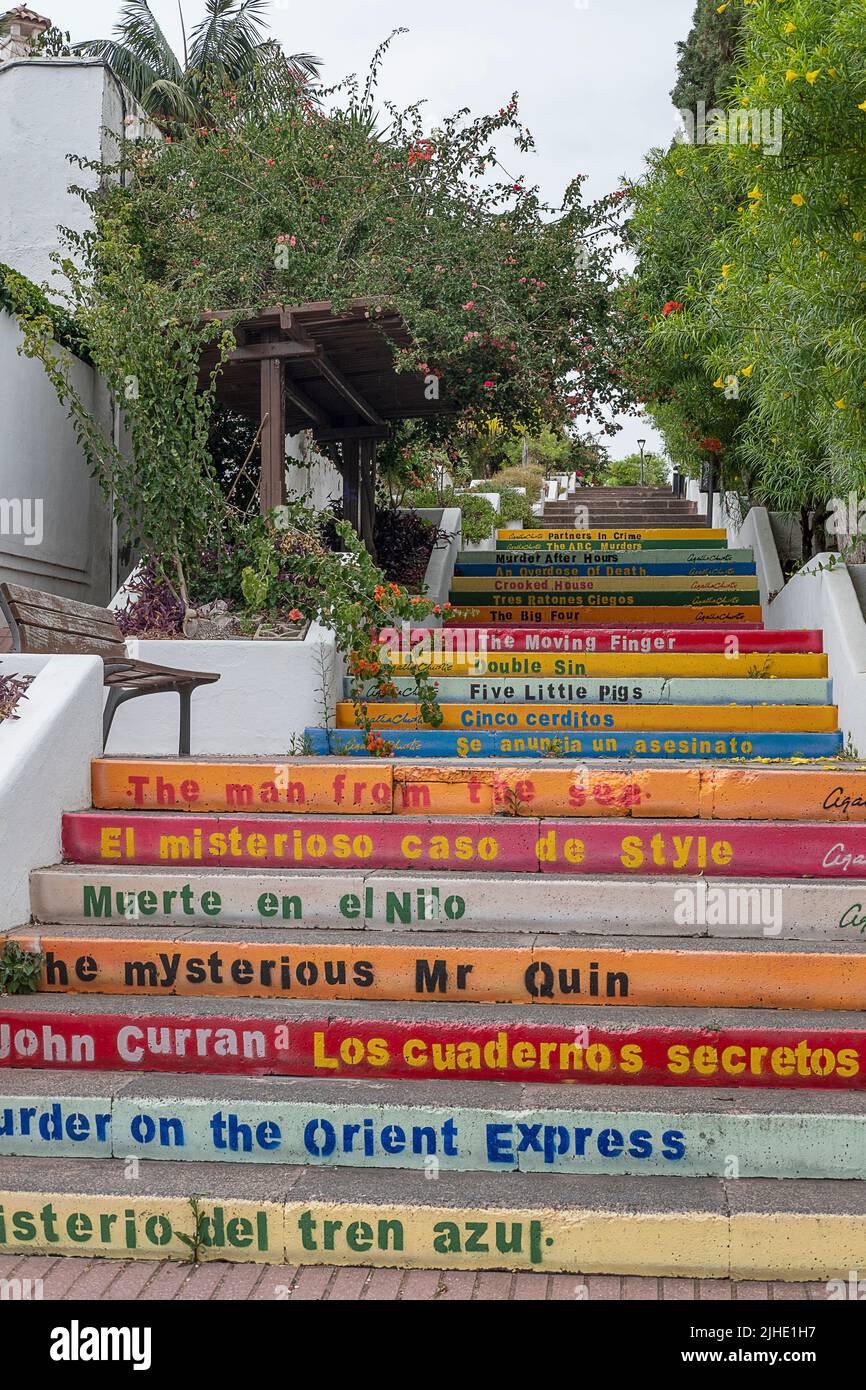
[104,621,340,757]
[411,506,461,619]
[0,653,102,930]
[766,554,866,756]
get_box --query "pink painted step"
[62,812,866,877]
[384,628,823,653]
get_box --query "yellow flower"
[722,263,731,277]
[783,21,795,33]
[675,167,685,176]
[786,69,799,82]
[740,364,754,378]
[859,100,866,112]
[716,1,728,10]
[713,377,725,389]
[828,68,837,79]
[806,70,821,85]
[819,249,828,261]
[835,399,846,409]
[791,193,805,206]
[747,183,762,201]
[854,231,864,242]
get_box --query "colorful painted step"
[60,811,866,876]
[31,864,866,939]
[11,927,866,1009]
[333,701,839,732]
[382,653,827,678]
[450,576,760,595]
[457,562,758,577]
[3,996,866,1091]
[307,727,844,760]
[350,677,834,706]
[383,628,821,654]
[462,549,755,568]
[91,758,866,819]
[3,1158,866,1276]
[498,530,730,543]
[447,606,765,625]
[2,1073,866,1180]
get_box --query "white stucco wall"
[0,60,157,605]
[0,59,152,292]
[0,314,112,601]
[0,653,102,930]
[104,622,341,757]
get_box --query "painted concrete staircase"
[2,513,866,1280]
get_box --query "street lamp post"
[637,438,646,486]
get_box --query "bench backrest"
[0,582,127,658]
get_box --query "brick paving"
[0,1256,835,1300]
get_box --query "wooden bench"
[0,582,219,754]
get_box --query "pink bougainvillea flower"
[463,300,475,310]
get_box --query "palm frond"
[189,0,270,78]
[73,0,183,102]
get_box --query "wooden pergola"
[198,300,453,554]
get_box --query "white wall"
[0,653,102,930]
[104,622,340,757]
[0,60,158,605]
[0,59,152,292]
[766,555,866,757]
[0,314,113,601]
[284,431,343,511]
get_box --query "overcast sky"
[46,0,697,459]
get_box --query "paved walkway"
[0,1256,832,1301]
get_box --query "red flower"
[288,609,304,622]
[699,437,724,454]
[661,300,684,316]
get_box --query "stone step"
[89,758,860,818]
[2,1069,866,1180]
[307,727,845,760]
[392,628,821,654]
[333,700,838,732]
[10,925,866,1009]
[2,995,866,1095]
[58,810,865,876]
[447,605,765,625]
[2,1155,865,1276]
[351,677,834,706]
[29,865,866,939]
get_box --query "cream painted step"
[29,865,866,940]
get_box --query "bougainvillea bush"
[12,34,633,744]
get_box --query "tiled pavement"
[0,1256,833,1300]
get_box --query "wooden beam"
[259,358,286,514]
[283,379,330,428]
[226,341,319,363]
[359,436,378,560]
[315,353,384,426]
[341,438,362,536]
